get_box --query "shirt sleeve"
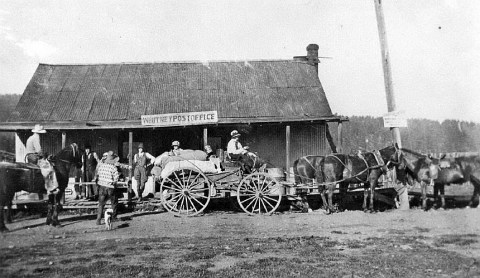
[112,165,119,182]
[146,152,155,162]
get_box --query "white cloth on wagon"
[160,160,221,179]
[154,150,208,168]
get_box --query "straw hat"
[230,130,240,138]
[31,124,46,133]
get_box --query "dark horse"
[292,155,325,212]
[400,148,479,210]
[320,145,402,214]
[236,152,267,174]
[0,143,82,231]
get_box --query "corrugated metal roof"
[8,60,337,128]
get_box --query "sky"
[0,0,479,123]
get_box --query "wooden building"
[0,44,346,185]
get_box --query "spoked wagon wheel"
[160,167,211,217]
[237,172,282,215]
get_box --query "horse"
[233,152,267,174]
[400,148,479,210]
[320,145,402,214]
[0,162,46,232]
[0,143,82,231]
[292,155,325,212]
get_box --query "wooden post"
[285,125,291,181]
[337,122,343,153]
[128,131,133,201]
[203,127,208,147]
[374,0,408,209]
[61,132,66,203]
[61,132,66,148]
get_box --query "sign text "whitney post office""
[141,111,218,127]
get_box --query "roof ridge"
[39,59,307,66]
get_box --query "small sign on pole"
[383,110,407,128]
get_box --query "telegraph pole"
[374,0,409,209]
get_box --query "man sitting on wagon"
[227,130,250,161]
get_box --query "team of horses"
[293,145,480,213]
[0,142,478,232]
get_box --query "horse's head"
[379,144,403,168]
[399,148,439,183]
[53,143,82,169]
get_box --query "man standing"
[134,143,155,202]
[25,124,46,164]
[95,151,120,225]
[227,130,249,160]
[83,144,99,201]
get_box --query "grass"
[1,234,479,278]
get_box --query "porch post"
[203,127,208,147]
[286,125,291,181]
[337,122,343,153]
[128,131,133,201]
[61,132,66,148]
[61,132,66,204]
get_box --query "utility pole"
[374,0,409,209]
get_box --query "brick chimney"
[306,44,319,72]
[293,44,320,73]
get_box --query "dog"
[104,208,113,230]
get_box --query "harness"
[328,154,370,182]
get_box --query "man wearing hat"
[82,144,99,200]
[134,143,155,202]
[25,124,47,164]
[169,140,183,156]
[227,130,249,161]
[95,151,120,225]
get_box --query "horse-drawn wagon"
[152,145,404,217]
[154,154,283,217]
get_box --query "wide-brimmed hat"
[230,130,240,138]
[138,143,144,149]
[104,151,119,164]
[172,141,180,147]
[32,124,46,133]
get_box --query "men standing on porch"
[95,151,120,225]
[25,124,47,164]
[134,143,155,202]
[83,144,99,201]
[227,130,249,161]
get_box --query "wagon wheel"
[160,167,211,217]
[237,172,282,215]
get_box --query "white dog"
[104,208,113,230]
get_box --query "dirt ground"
[1,202,480,278]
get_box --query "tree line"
[329,116,480,154]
